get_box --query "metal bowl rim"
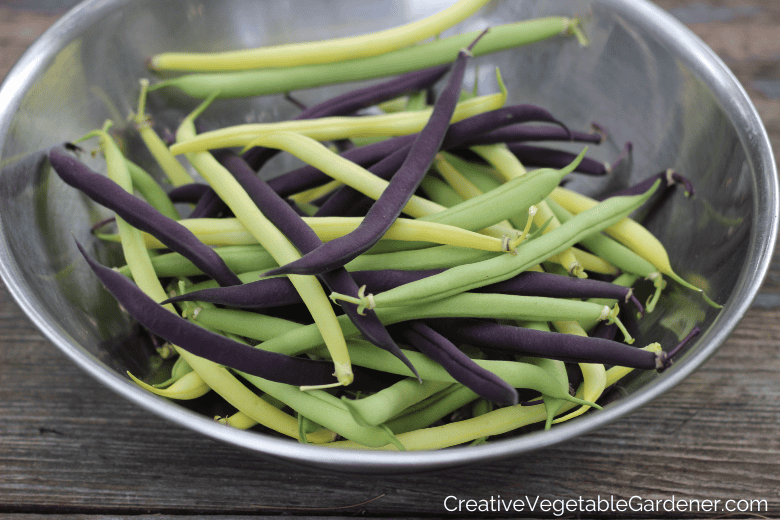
[0,0,776,472]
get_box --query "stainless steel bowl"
[0,0,776,473]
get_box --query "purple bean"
[163,269,644,319]
[49,148,242,287]
[217,151,419,380]
[167,182,230,218]
[483,271,644,316]
[188,185,229,219]
[263,33,487,277]
[463,124,602,146]
[167,183,211,204]
[505,142,608,176]
[162,276,299,309]
[399,320,518,406]
[242,65,451,171]
[599,169,695,200]
[589,320,619,341]
[300,66,451,120]
[442,105,568,149]
[74,240,339,386]
[663,326,701,364]
[426,318,666,370]
[315,105,568,217]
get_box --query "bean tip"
[145,56,157,72]
[589,121,609,143]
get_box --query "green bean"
[347,245,499,271]
[430,154,617,275]
[118,244,276,278]
[419,157,580,235]
[125,159,181,220]
[441,150,533,230]
[386,385,478,435]
[341,378,451,426]
[471,141,582,275]
[431,152,514,235]
[333,180,661,310]
[545,196,667,311]
[118,243,499,281]
[420,173,469,208]
[187,306,302,342]
[545,197,658,276]
[236,371,405,449]
[150,17,583,98]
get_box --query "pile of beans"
[47,1,713,450]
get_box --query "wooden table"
[1,1,778,518]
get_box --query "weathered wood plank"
[0,0,779,518]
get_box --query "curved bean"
[75,241,340,386]
[149,0,490,71]
[426,317,662,368]
[74,126,322,439]
[50,148,242,287]
[399,320,519,406]
[128,370,210,400]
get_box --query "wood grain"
[0,1,778,517]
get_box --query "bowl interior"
[0,0,775,472]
